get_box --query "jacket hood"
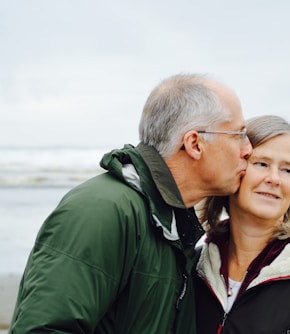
[100,144,204,251]
[100,144,180,241]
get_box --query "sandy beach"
[0,273,21,332]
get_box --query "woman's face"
[230,134,290,223]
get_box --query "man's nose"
[240,136,252,159]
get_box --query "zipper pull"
[217,324,223,334]
[176,274,188,310]
[217,312,227,334]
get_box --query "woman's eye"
[254,162,268,168]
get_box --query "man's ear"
[183,131,203,160]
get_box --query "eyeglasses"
[196,128,248,141]
[180,128,248,150]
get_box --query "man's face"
[199,109,252,196]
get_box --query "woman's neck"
[227,218,273,281]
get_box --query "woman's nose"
[264,168,282,186]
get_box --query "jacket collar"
[100,143,182,237]
[136,142,185,209]
[201,224,290,295]
[196,238,290,311]
[100,143,204,254]
[137,143,204,252]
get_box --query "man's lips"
[239,162,248,177]
[239,169,246,178]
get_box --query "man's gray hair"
[139,73,232,158]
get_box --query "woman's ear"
[183,131,203,160]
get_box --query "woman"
[194,115,290,333]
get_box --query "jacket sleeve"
[9,179,142,333]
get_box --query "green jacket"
[10,143,204,334]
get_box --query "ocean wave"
[0,146,108,187]
[0,170,105,187]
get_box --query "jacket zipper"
[176,273,188,310]
[172,273,188,332]
[217,312,227,334]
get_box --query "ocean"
[0,146,108,275]
[0,145,205,276]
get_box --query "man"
[9,73,252,333]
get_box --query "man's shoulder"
[60,172,146,213]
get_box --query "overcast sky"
[1,0,290,149]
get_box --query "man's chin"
[227,180,241,195]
